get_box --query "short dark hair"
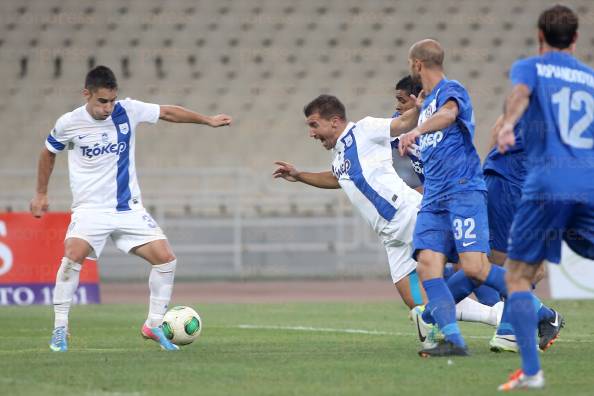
[537,5,578,49]
[303,95,346,120]
[85,65,118,91]
[395,76,422,96]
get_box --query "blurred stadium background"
[1,0,593,282]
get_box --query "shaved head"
[409,39,444,69]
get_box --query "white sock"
[146,260,176,328]
[455,297,499,326]
[53,257,82,329]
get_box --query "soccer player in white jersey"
[273,95,501,346]
[30,66,232,352]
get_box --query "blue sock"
[508,291,540,376]
[484,265,508,298]
[422,278,466,348]
[474,285,501,306]
[534,297,555,322]
[496,300,514,336]
[446,270,478,303]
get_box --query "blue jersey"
[417,78,486,205]
[483,122,526,187]
[511,52,594,202]
[390,110,425,184]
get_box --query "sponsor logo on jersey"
[101,132,109,143]
[80,142,127,159]
[418,131,443,151]
[332,159,351,178]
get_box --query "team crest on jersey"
[119,123,129,135]
[102,132,109,143]
[344,134,353,148]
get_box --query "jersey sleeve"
[510,58,537,93]
[436,81,469,113]
[122,98,160,124]
[45,115,70,154]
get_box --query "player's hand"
[30,194,49,218]
[272,161,300,182]
[410,91,425,110]
[207,114,232,127]
[398,128,421,157]
[496,121,515,154]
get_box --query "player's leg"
[50,212,110,352]
[497,199,572,390]
[131,239,179,351]
[384,240,426,309]
[442,191,509,303]
[497,259,545,391]
[113,210,178,350]
[132,239,177,326]
[49,237,93,352]
[413,202,468,356]
[416,249,468,356]
[455,297,502,326]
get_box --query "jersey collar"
[333,121,355,152]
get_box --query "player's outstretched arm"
[30,148,56,218]
[390,93,423,137]
[398,100,459,156]
[496,84,530,153]
[273,161,340,189]
[159,105,232,127]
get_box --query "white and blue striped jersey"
[45,98,160,212]
[331,117,422,234]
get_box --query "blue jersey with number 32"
[511,52,594,202]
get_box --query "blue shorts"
[485,173,522,252]
[508,199,594,264]
[413,191,491,263]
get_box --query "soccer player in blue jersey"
[393,75,503,309]
[397,39,510,357]
[485,115,564,354]
[495,5,594,390]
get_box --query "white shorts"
[65,209,167,259]
[379,198,419,284]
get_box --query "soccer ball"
[161,306,202,345]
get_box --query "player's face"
[395,89,415,113]
[84,88,118,120]
[306,113,340,150]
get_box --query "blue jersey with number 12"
[511,52,594,202]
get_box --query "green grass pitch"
[1,300,593,395]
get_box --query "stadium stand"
[1,0,592,278]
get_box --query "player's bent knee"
[64,237,91,264]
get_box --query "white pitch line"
[235,324,591,343]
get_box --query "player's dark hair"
[537,5,578,49]
[303,95,346,120]
[395,76,422,96]
[85,65,118,92]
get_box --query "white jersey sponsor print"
[331,117,422,234]
[45,98,160,212]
